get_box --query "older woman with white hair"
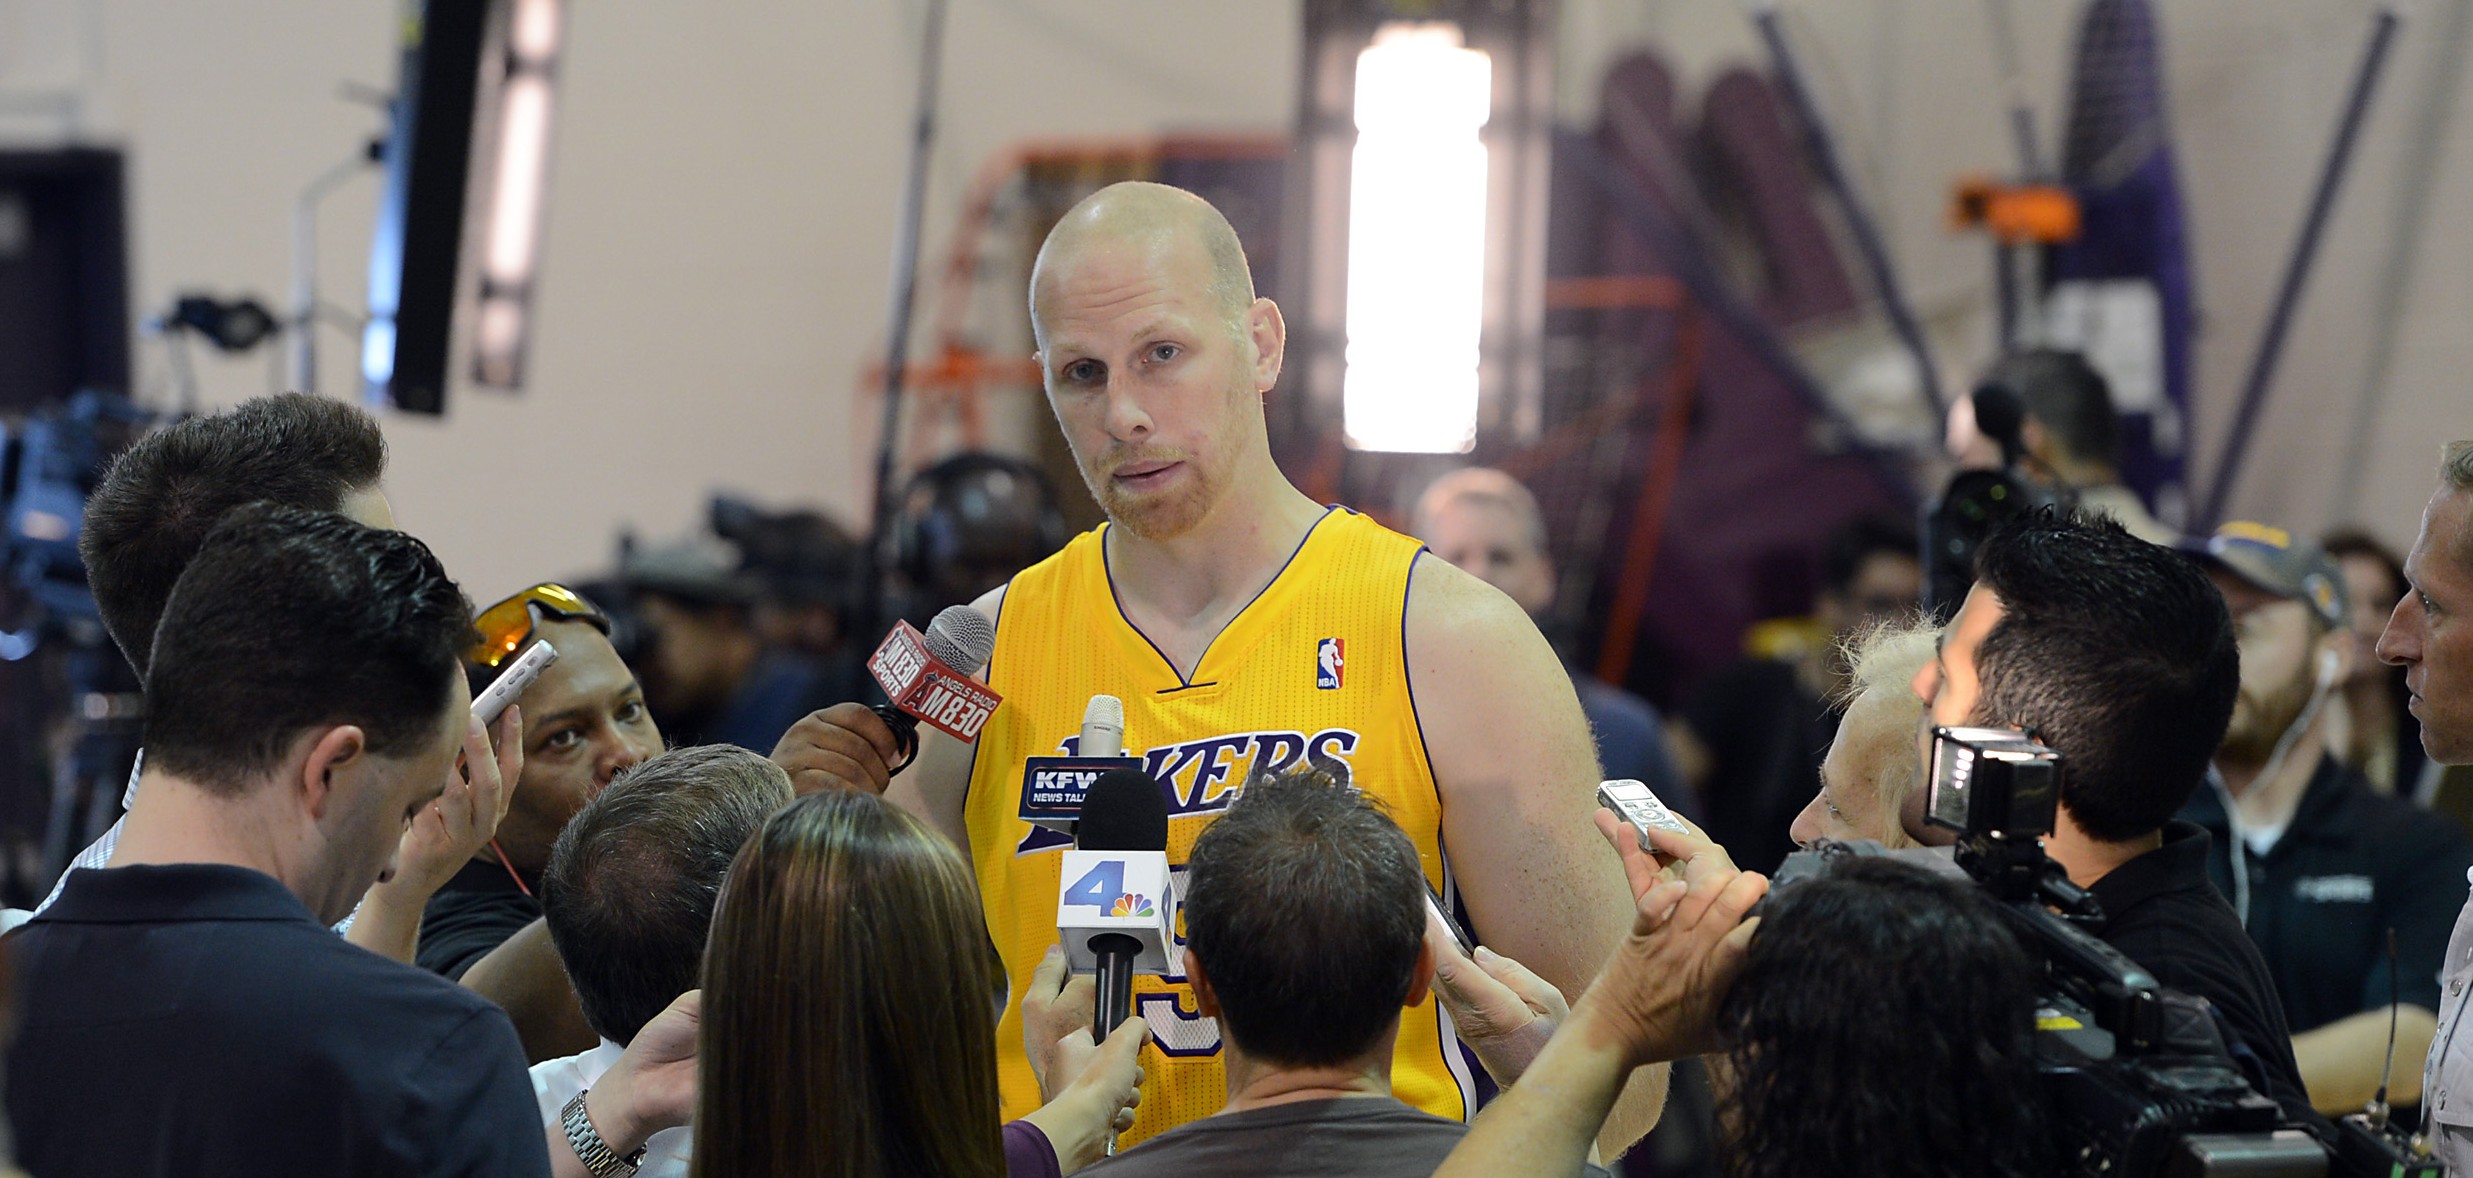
[1788,620,1939,849]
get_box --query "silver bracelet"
[560,1089,645,1178]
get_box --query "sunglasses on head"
[467,583,611,668]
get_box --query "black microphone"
[1073,767,1171,1036]
[1972,380,2029,470]
[865,605,1000,774]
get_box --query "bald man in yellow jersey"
[772,182,1660,1156]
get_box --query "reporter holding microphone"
[772,179,1653,1155]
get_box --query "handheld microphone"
[866,605,1001,775]
[1017,695,1139,835]
[1061,768,1175,1037]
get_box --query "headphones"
[2316,645,2343,693]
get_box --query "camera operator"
[1911,508,2313,1122]
[2394,441,2473,1168]
[2174,522,2473,1116]
[1950,349,2175,545]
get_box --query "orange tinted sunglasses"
[467,582,610,668]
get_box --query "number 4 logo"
[1062,859,1126,910]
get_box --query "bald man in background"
[1412,468,1684,805]
[771,182,1661,1155]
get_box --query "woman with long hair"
[692,788,1141,1178]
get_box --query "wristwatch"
[561,1090,649,1177]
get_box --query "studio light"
[1284,0,1552,459]
[472,0,564,388]
[1342,23,1491,454]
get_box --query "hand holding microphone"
[867,606,1001,773]
[767,606,1000,795]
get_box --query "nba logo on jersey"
[1316,637,1344,690]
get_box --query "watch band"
[560,1090,647,1177]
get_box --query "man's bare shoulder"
[1405,549,1544,644]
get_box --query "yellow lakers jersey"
[966,508,1476,1146]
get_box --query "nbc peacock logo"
[1110,893,1155,918]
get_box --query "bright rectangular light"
[1342,22,1491,454]
[473,0,564,388]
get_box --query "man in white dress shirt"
[2399,441,2473,1167]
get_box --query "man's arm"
[1434,847,1765,1178]
[2295,1005,2439,1112]
[462,918,600,1063]
[1405,555,1665,1155]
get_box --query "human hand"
[584,989,699,1154]
[389,707,521,900]
[1022,944,1101,1102]
[1425,905,1568,1086]
[1593,805,1736,888]
[1018,1015,1148,1174]
[769,702,905,795]
[1575,852,1765,1069]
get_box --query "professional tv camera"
[1773,727,2436,1177]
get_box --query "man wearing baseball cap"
[2176,521,2473,1118]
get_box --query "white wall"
[0,0,1299,601]
[2,0,2466,601]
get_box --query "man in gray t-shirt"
[1079,768,1609,1178]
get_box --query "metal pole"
[2334,0,2468,523]
[1749,1,1948,420]
[2200,6,2401,528]
[289,143,381,395]
[859,0,950,631]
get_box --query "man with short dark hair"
[1083,769,1609,1177]
[1912,508,2313,1121]
[7,507,552,1175]
[33,393,506,969]
[40,393,391,912]
[531,744,793,1177]
[7,507,691,1178]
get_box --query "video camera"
[1922,381,2067,619]
[1773,727,2426,1177]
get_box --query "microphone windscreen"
[923,605,997,672]
[1972,381,2027,451]
[1082,693,1124,733]
[1077,768,1169,852]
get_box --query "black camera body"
[1773,727,2335,1177]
